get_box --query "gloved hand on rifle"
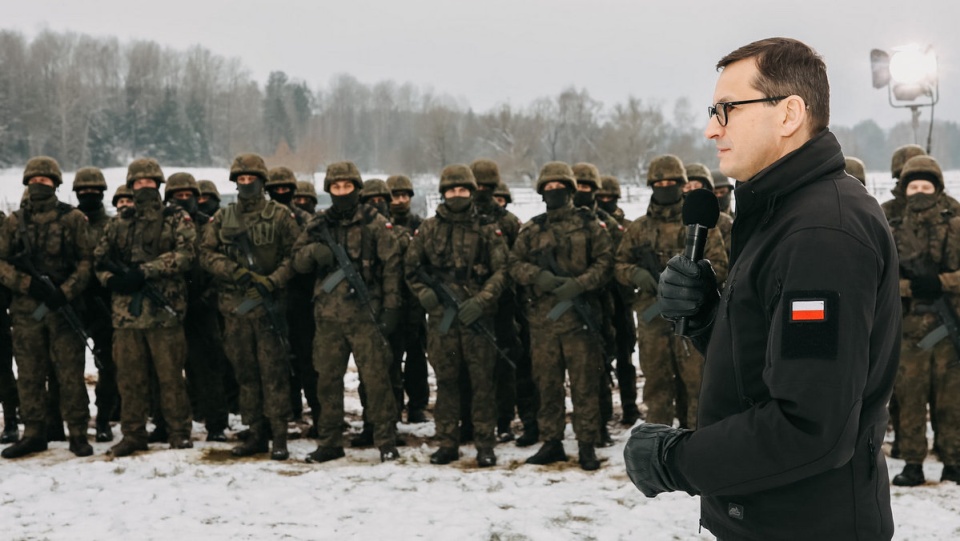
[631,268,658,295]
[243,273,275,301]
[417,288,440,311]
[457,297,484,326]
[657,255,719,336]
[910,273,943,300]
[624,423,696,498]
[535,270,565,292]
[553,277,584,302]
[106,267,146,295]
[307,242,334,269]
[380,308,400,335]
[27,276,68,309]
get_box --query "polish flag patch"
[790,299,826,322]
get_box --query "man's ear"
[780,95,808,137]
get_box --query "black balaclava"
[597,198,618,215]
[199,199,220,216]
[77,191,104,213]
[269,187,294,207]
[238,178,264,200]
[27,183,56,202]
[542,187,572,210]
[651,184,682,206]
[573,190,595,208]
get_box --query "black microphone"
[676,188,720,336]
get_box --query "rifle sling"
[918,324,948,351]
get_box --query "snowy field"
[0,166,959,540]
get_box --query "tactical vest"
[14,202,79,282]
[218,200,285,273]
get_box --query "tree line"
[0,28,956,188]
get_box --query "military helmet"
[386,174,415,196]
[470,159,501,188]
[598,175,622,198]
[197,180,221,201]
[165,172,200,199]
[229,153,269,182]
[536,161,577,194]
[891,144,926,179]
[900,155,943,192]
[711,169,732,189]
[684,163,714,190]
[844,157,866,185]
[267,166,298,188]
[438,164,478,194]
[295,180,318,203]
[361,178,392,202]
[572,162,602,190]
[23,156,63,186]
[493,182,513,204]
[646,155,687,186]
[126,158,165,188]
[111,185,134,207]
[323,161,363,193]
[72,167,107,191]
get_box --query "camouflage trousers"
[314,317,396,448]
[11,311,89,438]
[114,326,191,443]
[530,326,603,445]
[222,313,292,436]
[636,315,702,429]
[426,318,497,449]
[896,337,960,465]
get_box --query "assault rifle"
[102,258,178,318]
[538,248,601,334]
[903,257,960,362]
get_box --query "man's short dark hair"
[717,37,830,134]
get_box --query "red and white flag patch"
[790,299,825,322]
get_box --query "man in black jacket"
[624,37,899,541]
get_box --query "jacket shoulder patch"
[781,290,839,360]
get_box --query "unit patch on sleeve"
[781,290,839,360]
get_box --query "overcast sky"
[7,0,960,130]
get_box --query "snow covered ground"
[1,166,959,540]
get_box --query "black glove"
[380,308,401,335]
[910,273,943,300]
[27,276,67,309]
[623,423,695,498]
[106,268,146,295]
[657,255,719,335]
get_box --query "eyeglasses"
[708,96,788,127]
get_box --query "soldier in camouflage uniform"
[493,182,512,208]
[0,254,17,444]
[845,157,867,186]
[883,144,928,223]
[293,181,318,214]
[889,155,960,486]
[509,162,613,470]
[201,154,300,460]
[406,165,508,466]
[710,169,734,216]
[386,174,429,423]
[0,157,93,458]
[470,160,525,443]
[685,163,733,254]
[197,180,222,218]
[615,155,728,430]
[72,167,120,443]
[266,167,320,436]
[94,158,195,457]
[164,172,229,442]
[293,161,401,463]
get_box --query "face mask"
[542,188,571,210]
[77,192,104,212]
[907,192,939,213]
[444,196,472,213]
[597,199,618,215]
[717,192,732,212]
[237,178,264,200]
[573,191,595,208]
[173,195,199,215]
[390,201,410,215]
[199,200,220,216]
[269,188,294,207]
[296,202,316,214]
[134,187,161,206]
[28,183,56,202]
[651,185,682,206]
[119,206,136,219]
[368,199,391,217]
[331,190,360,214]
[474,189,494,206]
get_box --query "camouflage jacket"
[200,197,300,318]
[717,211,734,257]
[614,199,729,313]
[390,209,423,237]
[0,197,92,319]
[508,203,613,332]
[609,206,633,229]
[94,200,195,329]
[476,200,522,249]
[292,203,401,321]
[405,203,509,321]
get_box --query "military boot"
[305,446,345,464]
[147,424,169,443]
[231,430,268,457]
[578,441,600,471]
[406,408,428,424]
[525,440,567,465]
[516,422,539,448]
[477,447,497,468]
[379,444,399,462]
[496,418,515,443]
[95,420,114,443]
[621,405,641,426]
[1,411,19,444]
[108,438,147,458]
[67,425,93,457]
[941,465,960,484]
[169,436,194,450]
[429,446,460,465]
[597,425,614,448]
[350,424,374,448]
[46,421,66,442]
[1,436,47,459]
[271,426,289,461]
[206,429,227,442]
[892,463,925,486]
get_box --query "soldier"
[293,161,401,463]
[0,157,93,458]
[882,144,927,223]
[614,155,728,430]
[164,173,229,442]
[685,163,733,254]
[112,185,134,214]
[0,251,17,444]
[266,167,320,438]
[470,159,524,443]
[197,180,222,217]
[509,161,613,470]
[889,155,960,486]
[94,158,194,457]
[73,167,119,443]
[596,175,631,226]
[293,181,318,214]
[386,174,429,424]
[405,165,508,466]
[845,157,867,186]
[493,182,512,208]
[710,168,734,216]
[200,154,300,460]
